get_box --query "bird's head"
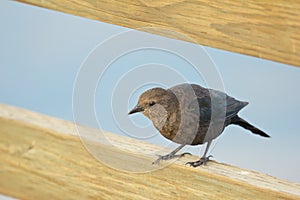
[128,87,175,117]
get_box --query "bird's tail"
[231,116,270,138]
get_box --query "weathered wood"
[16,0,300,67]
[0,104,300,199]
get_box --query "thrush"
[129,83,270,167]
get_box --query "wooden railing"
[17,0,300,67]
[0,104,299,199]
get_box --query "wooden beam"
[16,0,300,67]
[0,104,300,199]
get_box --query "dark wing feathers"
[191,84,248,120]
[225,96,248,120]
[170,84,248,122]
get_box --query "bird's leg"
[152,144,191,165]
[186,141,213,167]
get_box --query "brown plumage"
[129,83,270,166]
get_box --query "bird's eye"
[149,101,156,106]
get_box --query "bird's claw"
[185,155,213,167]
[152,152,191,165]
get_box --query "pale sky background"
[1,1,300,192]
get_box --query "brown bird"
[129,83,270,167]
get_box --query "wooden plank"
[0,103,300,199]
[16,0,300,67]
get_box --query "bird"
[128,83,270,167]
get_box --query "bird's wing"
[192,86,248,122]
[225,95,248,120]
[171,84,248,122]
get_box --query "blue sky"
[1,0,300,183]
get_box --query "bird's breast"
[147,104,168,131]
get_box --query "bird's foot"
[185,155,213,167]
[152,152,191,165]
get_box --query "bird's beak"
[128,105,144,115]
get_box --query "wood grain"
[16,0,300,67]
[0,104,300,199]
